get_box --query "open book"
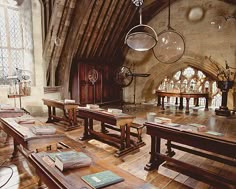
[81,170,124,189]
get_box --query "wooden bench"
[102,122,145,147]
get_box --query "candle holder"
[208,56,236,116]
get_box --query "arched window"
[157,66,222,107]
[0,0,34,84]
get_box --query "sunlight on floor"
[0,164,19,189]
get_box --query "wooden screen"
[70,62,121,105]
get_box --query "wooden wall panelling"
[72,63,121,105]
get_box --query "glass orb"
[126,32,157,51]
[153,30,185,64]
[210,16,226,30]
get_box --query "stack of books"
[30,126,56,135]
[15,117,35,124]
[86,104,100,109]
[189,123,207,132]
[64,99,75,104]
[154,117,172,124]
[48,150,92,171]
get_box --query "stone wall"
[123,0,236,109]
[0,0,61,116]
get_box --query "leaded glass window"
[183,67,195,78]
[0,0,33,84]
[158,66,222,107]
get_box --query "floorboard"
[0,105,235,189]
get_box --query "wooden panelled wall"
[70,62,121,105]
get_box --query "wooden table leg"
[67,109,74,126]
[119,125,126,150]
[175,97,178,105]
[46,106,53,123]
[12,140,18,158]
[157,96,161,106]
[79,118,90,140]
[125,124,131,148]
[205,97,209,111]
[185,98,190,114]
[166,140,175,157]
[179,97,184,110]
[89,118,93,130]
[161,96,165,110]
[52,107,56,116]
[145,135,162,171]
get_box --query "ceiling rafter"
[82,1,106,58]
[75,1,97,59]
[95,1,122,58]
[80,0,106,58]
[101,0,132,58]
[87,1,114,58]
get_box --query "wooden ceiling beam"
[75,1,97,60]
[87,1,114,59]
[80,0,106,58]
[95,0,121,58]
[110,5,138,61]
[101,0,130,59]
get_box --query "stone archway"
[140,55,220,102]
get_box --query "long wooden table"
[28,137,155,189]
[42,98,79,130]
[0,117,65,158]
[144,122,236,188]
[78,107,141,157]
[156,91,209,114]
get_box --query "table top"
[144,121,236,142]
[156,91,209,98]
[42,98,79,108]
[144,121,236,158]
[29,137,148,189]
[0,116,65,141]
[78,107,135,119]
[78,107,135,126]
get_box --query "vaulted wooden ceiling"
[40,0,236,87]
[41,0,172,86]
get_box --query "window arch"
[158,66,222,107]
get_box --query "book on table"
[81,170,124,189]
[189,123,207,132]
[205,131,224,136]
[154,117,172,124]
[30,125,56,135]
[51,150,92,171]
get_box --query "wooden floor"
[0,104,236,189]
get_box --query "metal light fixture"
[152,0,185,64]
[124,0,158,52]
[210,15,236,30]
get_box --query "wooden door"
[70,62,121,105]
